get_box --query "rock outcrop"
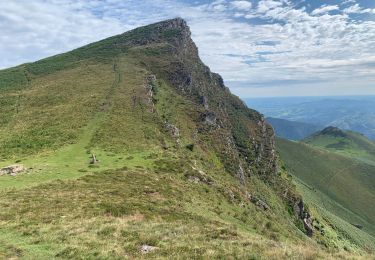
[0,164,25,176]
[140,245,158,254]
[294,199,314,236]
[133,18,278,179]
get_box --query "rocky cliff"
[120,18,278,180]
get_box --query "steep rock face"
[126,19,311,236]
[124,18,278,179]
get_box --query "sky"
[1,0,375,97]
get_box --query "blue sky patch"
[0,0,374,97]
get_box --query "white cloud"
[0,0,375,97]
[343,3,374,14]
[0,0,165,69]
[191,1,375,97]
[212,4,227,12]
[234,12,245,17]
[231,1,252,11]
[342,0,356,5]
[257,0,283,13]
[311,5,339,16]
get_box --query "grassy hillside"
[277,138,375,250]
[266,117,323,140]
[303,126,375,165]
[0,18,373,258]
[0,161,364,259]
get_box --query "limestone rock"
[0,164,25,176]
[294,199,314,237]
[200,95,209,109]
[201,111,217,126]
[165,122,180,137]
[140,245,158,254]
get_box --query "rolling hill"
[246,96,375,140]
[266,117,323,140]
[303,126,375,165]
[276,138,375,251]
[0,18,373,258]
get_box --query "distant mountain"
[303,126,375,165]
[266,117,323,140]
[245,96,375,140]
[276,137,375,250]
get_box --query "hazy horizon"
[243,94,375,99]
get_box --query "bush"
[186,143,194,151]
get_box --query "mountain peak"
[320,126,347,137]
[154,17,189,31]
[113,17,194,56]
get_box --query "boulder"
[165,122,180,137]
[140,245,158,254]
[201,111,217,125]
[0,164,25,176]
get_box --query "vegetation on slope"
[0,160,364,259]
[0,18,373,258]
[303,126,375,165]
[277,138,375,251]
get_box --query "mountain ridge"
[0,18,373,258]
[303,126,375,165]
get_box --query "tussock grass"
[0,19,373,259]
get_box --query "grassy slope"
[0,165,360,259]
[0,54,306,259]
[303,130,375,166]
[0,19,373,258]
[294,176,375,252]
[277,138,375,249]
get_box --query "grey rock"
[165,122,180,137]
[294,199,314,237]
[0,164,25,176]
[200,95,209,109]
[140,245,158,254]
[201,111,217,125]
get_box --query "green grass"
[303,129,375,166]
[295,177,375,251]
[0,163,365,259]
[277,138,375,245]
[0,18,373,259]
